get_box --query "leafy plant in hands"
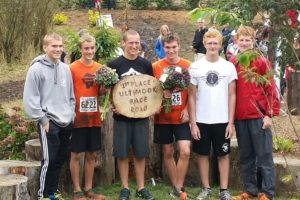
[159,66,190,113]
[94,65,119,120]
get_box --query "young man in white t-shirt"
[188,31,237,200]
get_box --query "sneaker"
[219,190,231,200]
[196,188,212,200]
[54,191,65,200]
[84,188,105,200]
[72,191,87,200]
[119,188,130,200]
[258,193,270,200]
[41,198,51,200]
[136,188,155,200]
[232,192,256,200]
[169,188,187,200]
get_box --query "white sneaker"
[196,188,212,200]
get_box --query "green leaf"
[281,175,292,184]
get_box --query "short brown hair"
[78,34,96,48]
[162,32,180,46]
[43,33,63,46]
[122,29,140,41]
[203,31,223,46]
[236,25,256,39]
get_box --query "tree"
[188,0,300,67]
[0,0,57,63]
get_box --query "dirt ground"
[61,9,196,62]
[1,9,299,157]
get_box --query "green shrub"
[154,0,173,9]
[57,0,91,8]
[0,0,56,63]
[0,105,37,160]
[53,13,68,25]
[184,0,199,9]
[65,27,120,63]
[128,0,149,10]
[273,136,294,153]
[94,26,120,63]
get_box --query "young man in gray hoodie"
[23,33,75,200]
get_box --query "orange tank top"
[152,58,191,124]
[70,60,102,128]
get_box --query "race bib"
[171,92,182,106]
[79,97,97,112]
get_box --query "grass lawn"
[63,180,300,200]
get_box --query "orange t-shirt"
[70,60,102,128]
[152,58,191,124]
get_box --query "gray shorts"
[113,119,150,159]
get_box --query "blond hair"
[78,34,96,48]
[159,24,170,37]
[43,33,63,46]
[203,31,223,46]
[122,29,140,41]
[236,25,256,40]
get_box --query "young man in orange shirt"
[152,32,191,200]
[69,34,105,200]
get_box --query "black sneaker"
[119,188,130,200]
[136,188,155,200]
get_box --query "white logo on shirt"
[121,68,142,77]
[222,143,229,152]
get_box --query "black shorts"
[113,119,149,159]
[154,123,191,144]
[70,127,101,153]
[192,123,230,156]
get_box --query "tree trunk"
[0,160,40,200]
[25,139,41,161]
[94,111,115,186]
[287,71,300,115]
[0,174,30,200]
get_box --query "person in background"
[225,30,239,60]
[69,34,106,200]
[105,0,116,10]
[230,25,279,200]
[189,31,237,200]
[139,40,148,58]
[152,32,191,200]
[221,23,231,59]
[23,33,75,200]
[208,21,220,33]
[94,0,102,11]
[192,18,208,61]
[107,29,155,200]
[154,24,170,60]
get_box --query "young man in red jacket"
[230,26,279,200]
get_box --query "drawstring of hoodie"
[54,62,58,84]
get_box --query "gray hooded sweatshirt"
[23,55,75,127]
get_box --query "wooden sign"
[112,75,163,118]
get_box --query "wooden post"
[287,71,300,115]
[94,111,115,186]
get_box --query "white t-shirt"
[189,57,237,124]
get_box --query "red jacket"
[230,55,279,120]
